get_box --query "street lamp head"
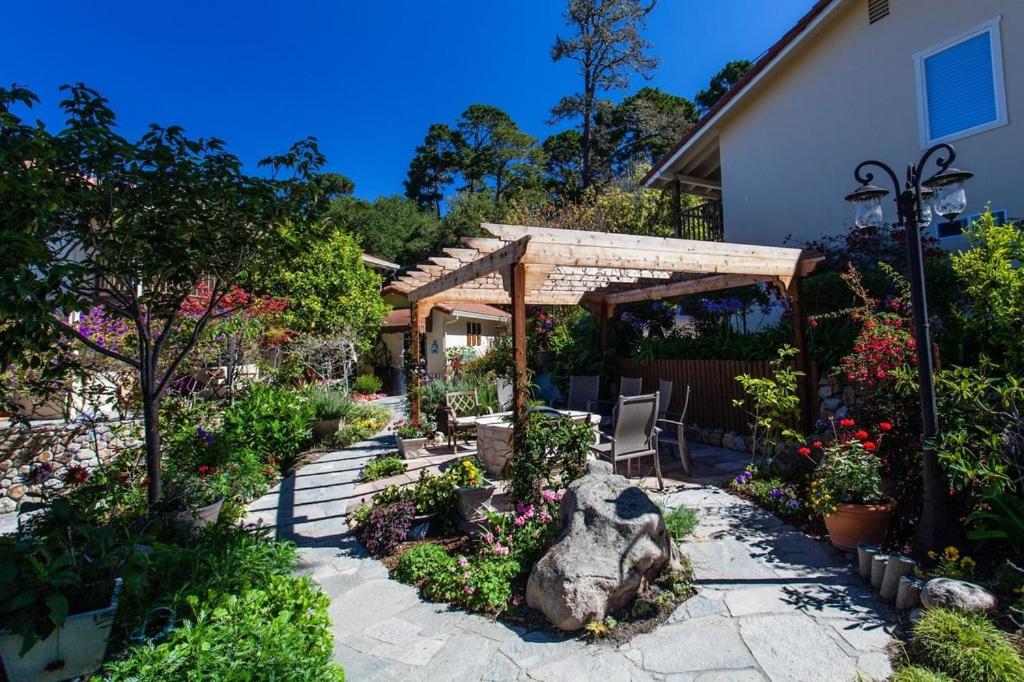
[918,186,934,228]
[922,166,973,219]
[845,183,889,228]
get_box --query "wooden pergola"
[392,223,822,434]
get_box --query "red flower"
[839,418,855,428]
[797,446,812,458]
[140,476,150,486]
[198,465,211,476]
[879,421,893,432]
[863,441,877,451]
[812,440,824,449]
[854,430,870,441]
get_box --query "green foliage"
[353,373,384,395]
[908,608,1024,682]
[360,455,407,482]
[508,412,593,503]
[891,666,954,682]
[729,468,808,524]
[330,401,391,448]
[695,59,753,114]
[662,505,699,541]
[733,346,803,467]
[634,324,792,362]
[221,385,313,474]
[330,194,446,267]
[264,227,388,350]
[967,491,1024,553]
[102,575,344,681]
[307,390,348,421]
[933,361,1024,497]
[950,211,1024,370]
[394,543,456,585]
[809,440,885,515]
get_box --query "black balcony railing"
[678,200,724,242]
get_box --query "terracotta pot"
[824,499,896,552]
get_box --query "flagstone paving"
[246,401,895,681]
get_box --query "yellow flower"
[944,546,960,561]
[960,556,976,571]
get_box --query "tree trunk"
[141,387,162,506]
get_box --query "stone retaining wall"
[0,419,140,513]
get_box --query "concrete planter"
[311,417,342,442]
[175,496,225,530]
[0,578,122,682]
[396,435,427,459]
[455,480,495,521]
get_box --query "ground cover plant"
[902,607,1024,681]
[359,453,407,482]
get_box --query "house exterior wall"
[424,310,506,377]
[717,0,1023,249]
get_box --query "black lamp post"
[844,142,973,558]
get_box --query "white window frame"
[913,16,1007,148]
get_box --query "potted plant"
[308,390,348,442]
[393,418,435,459]
[452,459,494,521]
[804,418,895,551]
[0,503,146,681]
[167,464,229,530]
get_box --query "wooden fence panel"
[617,358,776,434]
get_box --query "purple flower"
[769,488,784,500]
[25,462,55,485]
[196,427,215,445]
[787,499,801,510]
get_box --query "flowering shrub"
[841,311,915,387]
[804,418,887,516]
[916,546,976,582]
[729,467,806,523]
[393,418,435,440]
[508,412,591,504]
[481,490,562,564]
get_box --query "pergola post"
[788,279,816,434]
[510,262,528,441]
[409,301,426,423]
[672,177,682,238]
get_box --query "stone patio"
[245,402,896,681]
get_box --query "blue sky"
[8,0,812,200]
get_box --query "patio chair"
[495,378,514,413]
[565,375,600,413]
[590,392,663,489]
[445,390,491,451]
[619,376,643,396]
[656,384,692,475]
[657,378,673,420]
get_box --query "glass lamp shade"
[931,181,967,219]
[853,196,885,228]
[918,188,934,227]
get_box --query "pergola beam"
[604,273,775,305]
[409,237,531,302]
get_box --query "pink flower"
[515,502,526,515]
[483,532,495,544]
[555,490,565,502]
[514,516,526,527]
[457,556,468,567]
[464,586,475,595]
[524,506,535,519]
[539,510,552,524]
[493,544,509,556]
[541,489,556,503]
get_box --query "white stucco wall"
[422,310,507,377]
[716,0,1023,249]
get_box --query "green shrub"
[663,506,699,541]
[102,575,344,681]
[307,390,349,420]
[221,385,314,474]
[461,557,521,613]
[394,543,455,585]
[508,411,592,503]
[360,455,406,482]
[909,608,1024,681]
[892,666,954,682]
[330,402,390,448]
[353,373,383,395]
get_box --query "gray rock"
[731,436,747,452]
[526,470,679,631]
[908,607,925,625]
[921,577,997,614]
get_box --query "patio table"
[474,410,600,478]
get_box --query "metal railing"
[679,200,724,242]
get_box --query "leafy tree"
[404,123,458,218]
[540,130,583,202]
[454,104,539,201]
[695,59,753,114]
[263,229,389,351]
[330,195,445,267]
[603,86,696,169]
[0,84,327,505]
[550,0,658,190]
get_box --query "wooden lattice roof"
[390,224,821,306]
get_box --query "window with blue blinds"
[915,18,1006,145]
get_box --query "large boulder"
[526,465,680,630]
[921,578,997,614]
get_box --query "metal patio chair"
[656,384,692,475]
[619,376,643,396]
[590,392,663,489]
[565,375,600,413]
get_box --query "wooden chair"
[590,392,663,489]
[656,384,692,475]
[445,390,491,451]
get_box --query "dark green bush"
[102,575,344,681]
[394,543,455,585]
[909,608,1024,681]
[221,385,314,474]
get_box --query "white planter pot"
[396,436,427,459]
[175,495,225,530]
[0,578,122,682]
[455,480,495,521]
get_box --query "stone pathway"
[246,404,895,681]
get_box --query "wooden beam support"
[511,261,528,446]
[605,274,774,305]
[409,302,424,422]
[409,237,531,302]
